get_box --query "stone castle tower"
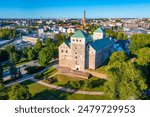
[70,30,90,71]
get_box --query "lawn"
[52,74,106,92]
[43,67,58,77]
[21,80,111,100]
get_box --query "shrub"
[34,73,43,80]
[47,77,57,84]
[25,66,45,74]
[66,80,85,89]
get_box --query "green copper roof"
[71,30,88,38]
[89,37,114,51]
[64,39,71,47]
[94,27,104,33]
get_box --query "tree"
[54,33,66,46]
[10,52,20,63]
[129,34,150,54]
[0,49,9,62]
[44,38,52,46]
[18,68,22,78]
[8,84,31,100]
[117,32,124,40]
[0,83,8,100]
[109,52,128,64]
[9,61,18,80]
[135,47,150,86]
[0,29,17,40]
[0,62,3,83]
[104,62,147,100]
[5,45,15,53]
[27,48,36,60]
[34,39,43,54]
[123,34,128,40]
[22,48,28,58]
[38,45,55,66]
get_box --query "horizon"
[0,0,150,18]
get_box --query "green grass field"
[21,80,111,100]
[43,67,58,77]
[52,74,105,91]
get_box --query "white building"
[22,35,39,44]
[67,28,75,34]
[38,25,44,35]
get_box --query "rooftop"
[71,30,88,38]
[89,37,114,51]
[94,27,104,33]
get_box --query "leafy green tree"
[104,62,147,100]
[0,62,3,83]
[5,45,15,54]
[117,32,124,40]
[0,49,9,62]
[109,52,128,64]
[22,48,28,58]
[9,61,18,80]
[10,52,20,63]
[0,29,17,40]
[34,39,43,54]
[18,68,22,78]
[8,84,31,100]
[38,45,55,66]
[27,48,36,60]
[135,47,150,86]
[44,38,52,46]
[123,34,128,40]
[129,34,150,54]
[0,83,8,100]
[54,33,66,46]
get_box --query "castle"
[59,27,114,71]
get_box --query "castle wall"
[88,46,96,69]
[59,43,71,68]
[71,43,86,71]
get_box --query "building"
[82,10,87,27]
[22,35,39,44]
[38,25,44,35]
[59,27,114,71]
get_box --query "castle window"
[76,39,78,42]
[73,39,75,42]
[80,40,81,42]
[61,50,63,52]
[66,50,68,53]
[75,56,77,59]
[75,47,77,49]
[75,52,77,54]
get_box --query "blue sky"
[0,0,150,18]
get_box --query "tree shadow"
[31,89,68,100]
[44,69,56,78]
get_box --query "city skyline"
[0,0,150,18]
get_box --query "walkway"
[5,59,104,96]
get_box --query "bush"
[25,66,45,74]
[45,77,57,84]
[90,79,105,88]
[84,79,106,89]
[66,80,85,89]
[34,73,43,80]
